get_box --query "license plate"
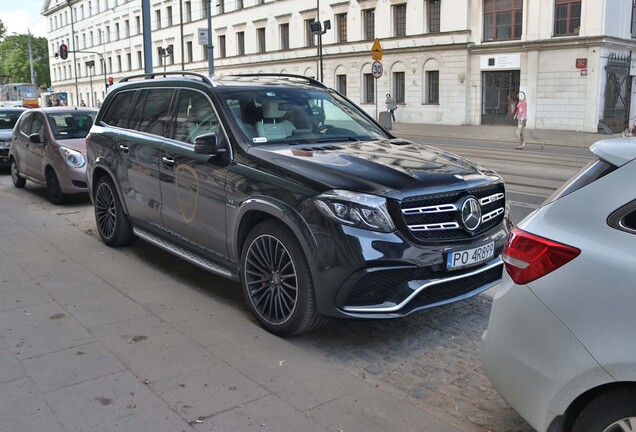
[446,242,495,270]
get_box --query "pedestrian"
[513,91,527,149]
[96,99,102,108]
[385,93,397,122]
[506,94,517,125]
[80,100,86,107]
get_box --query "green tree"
[0,19,6,40]
[0,33,50,87]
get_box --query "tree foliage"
[0,19,6,40]
[0,25,50,88]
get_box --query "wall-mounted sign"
[581,69,588,76]
[576,58,587,69]
[480,54,521,70]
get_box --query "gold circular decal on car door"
[175,164,200,224]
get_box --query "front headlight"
[313,190,396,233]
[59,146,85,168]
[0,140,10,150]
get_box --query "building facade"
[42,0,636,133]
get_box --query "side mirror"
[193,132,227,155]
[29,133,43,144]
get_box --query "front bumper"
[308,219,507,319]
[481,275,612,432]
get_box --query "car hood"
[247,138,500,198]
[0,130,12,141]
[57,137,88,153]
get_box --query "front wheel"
[45,168,67,204]
[94,176,134,247]
[572,387,636,432]
[240,220,328,336]
[10,158,26,188]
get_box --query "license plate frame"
[446,241,495,271]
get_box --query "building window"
[218,0,224,14]
[363,9,375,40]
[125,20,130,37]
[137,51,142,69]
[202,2,208,19]
[257,0,264,4]
[218,35,226,58]
[305,20,316,47]
[155,10,161,29]
[105,26,110,43]
[336,74,347,96]
[393,4,407,37]
[483,0,522,41]
[186,41,193,62]
[115,23,120,41]
[167,6,173,26]
[280,23,289,50]
[257,27,266,53]
[237,0,243,8]
[426,71,439,104]
[336,13,347,43]
[237,31,245,55]
[364,73,375,103]
[168,44,174,65]
[126,53,131,71]
[428,0,441,33]
[185,1,191,22]
[135,16,141,34]
[554,0,581,36]
[632,0,636,38]
[393,72,405,104]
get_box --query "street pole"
[206,0,214,76]
[27,29,35,86]
[316,0,322,81]
[142,0,153,73]
[67,0,79,105]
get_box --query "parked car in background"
[0,107,26,170]
[87,72,508,336]
[481,138,636,432]
[10,107,97,204]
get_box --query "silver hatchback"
[10,107,96,204]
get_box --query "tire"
[10,158,26,188]
[45,167,67,204]
[94,176,135,247]
[572,387,636,432]
[240,220,328,336]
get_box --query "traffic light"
[108,77,114,86]
[59,44,68,60]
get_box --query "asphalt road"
[0,139,591,432]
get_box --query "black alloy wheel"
[241,220,327,336]
[94,176,134,247]
[10,158,26,188]
[45,168,67,204]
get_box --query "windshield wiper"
[316,136,362,143]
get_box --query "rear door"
[159,89,230,259]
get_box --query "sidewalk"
[0,184,465,432]
[391,122,618,148]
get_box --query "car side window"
[19,112,32,135]
[31,114,44,139]
[137,89,175,137]
[101,90,136,128]
[173,90,219,144]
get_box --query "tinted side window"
[31,113,45,138]
[174,89,218,144]
[137,89,175,136]
[101,90,136,128]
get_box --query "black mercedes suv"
[86,72,508,336]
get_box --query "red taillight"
[502,228,580,285]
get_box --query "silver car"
[481,138,636,432]
[0,107,26,169]
[10,107,96,204]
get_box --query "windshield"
[47,112,96,139]
[0,111,22,130]
[222,88,389,145]
[19,85,37,98]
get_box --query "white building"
[42,0,636,133]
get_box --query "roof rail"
[219,73,327,89]
[118,71,214,86]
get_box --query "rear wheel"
[572,387,636,432]
[45,168,67,204]
[240,220,328,336]
[10,158,26,188]
[94,176,134,247]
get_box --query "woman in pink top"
[514,91,527,149]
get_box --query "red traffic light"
[108,77,114,86]
[59,44,68,60]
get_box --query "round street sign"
[372,61,383,79]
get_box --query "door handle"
[162,156,175,166]
[119,144,129,153]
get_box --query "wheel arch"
[231,197,319,276]
[557,382,636,432]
